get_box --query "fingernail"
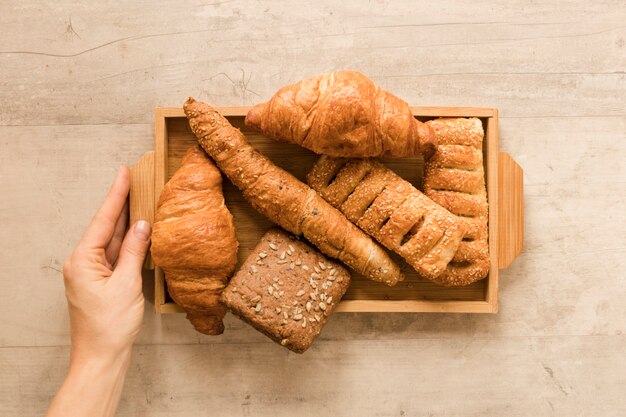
[134,220,151,241]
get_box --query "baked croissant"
[151,146,238,335]
[245,70,436,159]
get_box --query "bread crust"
[221,228,351,353]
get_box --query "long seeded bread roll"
[184,97,403,286]
[245,70,436,159]
[423,117,490,286]
[307,156,466,282]
[151,146,238,334]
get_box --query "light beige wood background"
[1,1,625,416]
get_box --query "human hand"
[62,166,150,367]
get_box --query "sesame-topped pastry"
[423,117,490,286]
[307,156,466,282]
[220,228,351,353]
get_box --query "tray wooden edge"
[150,105,503,314]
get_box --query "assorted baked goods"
[245,70,437,159]
[221,228,351,353]
[148,70,493,350]
[184,97,403,287]
[307,156,466,281]
[423,118,490,285]
[151,146,238,335]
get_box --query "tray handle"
[497,152,524,269]
[130,151,155,270]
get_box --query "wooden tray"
[130,106,523,314]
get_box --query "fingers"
[114,220,151,281]
[80,166,130,250]
[105,200,129,267]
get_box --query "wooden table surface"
[1,1,625,416]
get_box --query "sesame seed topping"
[309,293,317,300]
[296,289,305,297]
[293,314,303,321]
[280,251,286,260]
[283,312,289,319]
[302,265,309,271]
[277,260,288,264]
[326,296,333,304]
[250,265,257,273]
[314,266,321,274]
[275,307,281,314]
[319,262,326,270]
[258,251,267,259]
[251,295,261,303]
[306,301,312,312]
[319,302,327,311]
[267,286,274,295]
[295,259,302,266]
[269,243,278,251]
[289,262,295,270]
[254,303,262,312]
[302,320,307,328]
[288,244,295,252]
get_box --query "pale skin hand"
[47,166,151,417]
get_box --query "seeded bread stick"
[184,97,403,286]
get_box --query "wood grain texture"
[1,1,625,416]
[130,151,155,269]
[498,152,524,269]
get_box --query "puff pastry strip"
[307,157,465,281]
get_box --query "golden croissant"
[245,70,436,159]
[151,146,238,335]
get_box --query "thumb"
[115,220,151,277]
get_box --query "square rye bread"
[220,228,351,353]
